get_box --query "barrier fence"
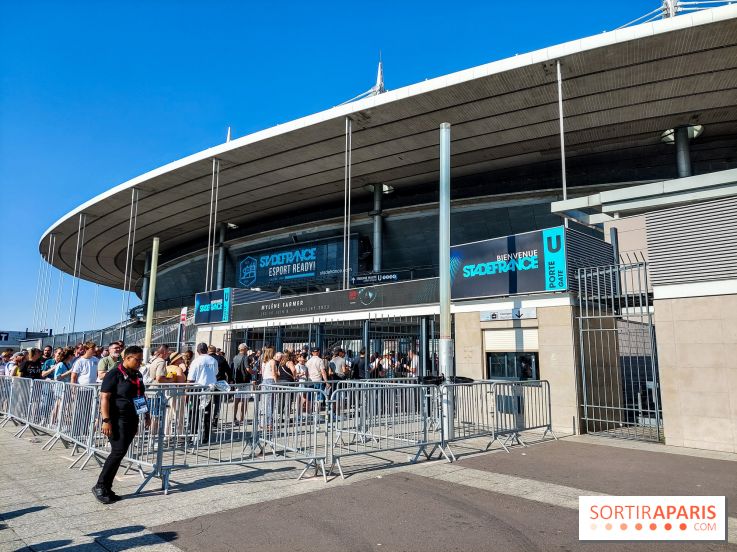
[0,376,556,494]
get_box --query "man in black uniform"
[93,345,150,504]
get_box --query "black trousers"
[97,415,138,491]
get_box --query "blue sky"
[0,0,652,333]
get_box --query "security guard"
[93,345,150,503]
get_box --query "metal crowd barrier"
[148,385,330,492]
[0,376,556,493]
[441,380,557,459]
[328,383,447,478]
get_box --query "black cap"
[311,346,320,353]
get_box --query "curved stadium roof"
[41,5,737,290]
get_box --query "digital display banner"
[451,227,567,300]
[194,288,231,325]
[231,278,439,321]
[235,238,358,289]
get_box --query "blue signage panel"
[236,238,357,289]
[194,288,231,325]
[450,227,568,300]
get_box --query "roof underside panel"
[42,8,737,289]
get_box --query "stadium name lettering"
[463,254,539,278]
[260,248,317,268]
[199,299,223,312]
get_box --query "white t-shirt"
[306,356,324,382]
[72,356,99,385]
[188,354,218,386]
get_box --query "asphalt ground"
[460,440,737,518]
[153,471,736,552]
[153,439,737,552]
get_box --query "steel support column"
[143,237,160,362]
[675,126,692,178]
[275,326,283,352]
[420,316,429,379]
[362,319,370,359]
[141,253,151,308]
[372,184,383,273]
[216,223,227,290]
[439,123,454,440]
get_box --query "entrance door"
[576,261,663,442]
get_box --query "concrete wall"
[654,294,737,453]
[453,304,578,435]
[537,306,579,436]
[604,214,648,263]
[194,328,227,351]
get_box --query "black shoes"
[92,485,123,504]
[92,485,111,505]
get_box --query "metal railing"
[329,383,445,478]
[0,376,555,492]
[441,380,557,460]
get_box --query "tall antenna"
[339,54,386,105]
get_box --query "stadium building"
[36,3,737,453]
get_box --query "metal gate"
[226,314,441,377]
[576,260,663,442]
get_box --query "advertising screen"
[194,288,231,325]
[450,227,567,300]
[235,238,358,289]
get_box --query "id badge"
[133,396,148,415]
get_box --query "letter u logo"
[546,235,562,253]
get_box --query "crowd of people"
[0,341,420,386]
[1,340,420,505]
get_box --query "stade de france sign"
[450,227,568,300]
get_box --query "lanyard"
[118,365,143,397]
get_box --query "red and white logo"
[579,496,726,541]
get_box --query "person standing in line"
[277,351,296,382]
[70,342,100,385]
[0,351,11,376]
[53,348,74,380]
[353,349,367,380]
[40,346,53,366]
[149,345,173,383]
[41,348,62,379]
[187,343,218,444]
[407,350,420,378]
[259,347,278,430]
[330,348,347,380]
[93,345,150,504]
[98,342,123,380]
[5,352,25,376]
[231,344,252,426]
[19,348,43,379]
[306,347,326,386]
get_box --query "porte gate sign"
[579,496,726,541]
